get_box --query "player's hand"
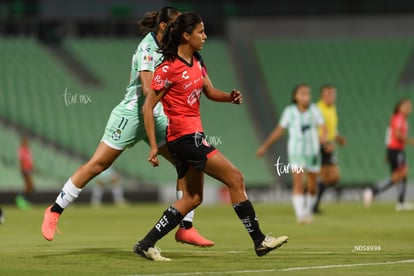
[148,147,159,167]
[230,89,242,104]
[323,142,335,153]
[407,137,414,146]
[336,135,347,146]
[256,146,266,158]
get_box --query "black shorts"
[320,146,337,166]
[167,132,218,179]
[387,149,406,173]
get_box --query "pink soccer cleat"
[175,227,215,247]
[41,205,61,241]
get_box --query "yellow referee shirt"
[317,100,338,142]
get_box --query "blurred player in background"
[257,84,327,224]
[90,166,126,207]
[41,7,213,247]
[313,85,346,214]
[17,134,34,209]
[364,98,414,211]
[135,11,288,261]
[0,207,4,224]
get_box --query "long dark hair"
[138,6,180,35]
[393,98,410,114]
[291,83,309,104]
[160,11,203,61]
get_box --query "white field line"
[125,259,414,276]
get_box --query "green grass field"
[0,203,413,275]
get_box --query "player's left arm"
[202,75,242,104]
[393,118,414,145]
[319,124,329,147]
[396,129,414,146]
[335,134,347,146]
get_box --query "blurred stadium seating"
[0,37,273,189]
[254,38,414,184]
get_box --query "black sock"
[139,206,184,250]
[233,200,266,247]
[373,179,393,196]
[51,203,64,214]
[313,181,326,212]
[180,220,193,229]
[398,177,407,204]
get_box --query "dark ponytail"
[160,11,203,61]
[138,6,180,35]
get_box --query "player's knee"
[308,186,317,194]
[402,166,408,176]
[88,160,111,175]
[186,194,202,208]
[228,169,245,190]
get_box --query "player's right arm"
[140,70,158,166]
[143,63,171,167]
[142,85,166,167]
[256,125,285,157]
[257,107,291,157]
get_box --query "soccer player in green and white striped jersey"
[257,84,327,224]
[41,7,213,247]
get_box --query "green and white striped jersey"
[121,32,163,116]
[279,103,324,156]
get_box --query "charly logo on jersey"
[112,129,122,141]
[182,70,189,80]
[187,88,202,106]
[162,65,169,72]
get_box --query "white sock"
[305,194,317,217]
[177,190,194,223]
[91,185,104,205]
[112,184,124,203]
[55,178,82,209]
[292,195,305,219]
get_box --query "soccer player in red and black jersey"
[364,98,414,210]
[133,12,288,261]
